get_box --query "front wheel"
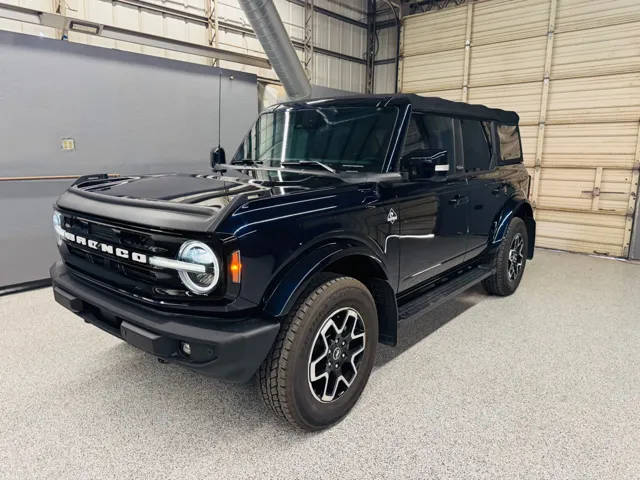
[258,274,378,431]
[483,217,528,296]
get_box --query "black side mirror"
[401,149,449,180]
[210,147,226,168]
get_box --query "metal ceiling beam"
[113,0,370,65]
[0,2,271,69]
[123,0,366,64]
[112,0,366,30]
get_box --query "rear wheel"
[258,274,378,431]
[483,217,528,296]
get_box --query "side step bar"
[398,265,495,322]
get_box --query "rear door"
[394,113,469,293]
[459,118,504,258]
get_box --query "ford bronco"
[51,94,535,430]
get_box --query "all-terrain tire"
[482,217,528,296]
[258,273,378,431]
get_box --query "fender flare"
[491,197,536,259]
[262,241,398,345]
[263,241,387,318]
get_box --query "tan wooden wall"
[400,0,640,257]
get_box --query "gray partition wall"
[0,31,258,288]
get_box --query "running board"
[397,266,495,322]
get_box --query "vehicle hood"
[56,170,350,232]
[74,171,346,206]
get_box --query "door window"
[401,113,455,168]
[461,119,492,172]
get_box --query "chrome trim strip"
[148,256,206,273]
[54,225,66,237]
[410,263,441,278]
[384,234,435,253]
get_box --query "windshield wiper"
[280,160,336,174]
[231,159,263,166]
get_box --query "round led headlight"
[177,241,220,295]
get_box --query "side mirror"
[210,147,226,168]
[401,149,449,180]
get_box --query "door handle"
[448,195,469,207]
[491,183,507,196]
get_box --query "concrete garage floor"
[1,249,639,479]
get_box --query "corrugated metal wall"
[0,0,368,92]
[374,19,397,93]
[401,0,640,257]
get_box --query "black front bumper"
[50,261,280,383]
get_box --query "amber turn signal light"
[229,250,242,283]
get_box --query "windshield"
[232,106,399,173]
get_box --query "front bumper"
[50,261,279,383]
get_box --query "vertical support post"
[591,167,603,211]
[625,121,640,258]
[397,9,404,93]
[303,0,314,81]
[365,0,377,94]
[206,0,219,67]
[53,0,68,39]
[461,1,473,102]
[530,0,557,209]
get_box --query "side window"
[460,118,492,172]
[400,115,426,157]
[497,124,522,163]
[401,113,455,167]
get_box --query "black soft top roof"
[276,93,519,125]
[402,94,519,125]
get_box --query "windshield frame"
[232,103,405,174]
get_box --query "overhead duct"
[237,0,312,100]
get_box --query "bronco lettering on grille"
[64,232,148,264]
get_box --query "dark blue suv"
[51,94,535,430]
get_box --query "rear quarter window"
[497,124,522,164]
[460,118,492,172]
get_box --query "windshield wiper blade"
[280,160,336,174]
[231,159,263,166]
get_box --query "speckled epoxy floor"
[1,249,639,479]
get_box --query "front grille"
[58,210,218,306]
[66,244,158,284]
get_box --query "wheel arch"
[262,243,398,346]
[492,198,536,259]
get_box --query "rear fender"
[491,198,536,259]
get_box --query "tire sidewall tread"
[483,217,528,296]
[258,274,378,431]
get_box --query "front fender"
[262,242,386,319]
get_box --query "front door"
[392,112,469,293]
[393,178,469,293]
